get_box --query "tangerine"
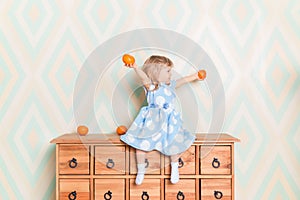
[116,125,127,135]
[77,125,89,136]
[122,54,135,65]
[198,70,207,80]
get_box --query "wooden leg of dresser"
[232,175,235,200]
[90,145,94,200]
[196,144,200,200]
[56,145,59,200]
[231,143,235,200]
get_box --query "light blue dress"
[120,80,195,156]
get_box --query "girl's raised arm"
[126,63,151,86]
[175,70,206,88]
[176,73,199,88]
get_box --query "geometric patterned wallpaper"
[0,0,299,199]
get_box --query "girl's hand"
[194,72,200,80]
[125,63,137,69]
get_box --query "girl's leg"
[136,149,146,164]
[170,154,180,184]
[135,149,147,185]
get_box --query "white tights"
[135,150,180,184]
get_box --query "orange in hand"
[198,70,206,80]
[116,125,127,135]
[77,125,89,136]
[122,54,135,65]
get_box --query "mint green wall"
[0,1,299,199]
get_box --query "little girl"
[120,55,205,185]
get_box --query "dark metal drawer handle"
[212,158,220,168]
[145,158,149,168]
[214,190,223,199]
[68,191,77,200]
[177,191,185,199]
[104,190,112,200]
[141,191,149,200]
[69,158,78,168]
[178,158,184,168]
[106,159,115,169]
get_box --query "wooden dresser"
[51,133,239,200]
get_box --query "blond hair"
[142,55,173,83]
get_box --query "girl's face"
[158,66,172,83]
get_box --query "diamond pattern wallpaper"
[0,0,299,199]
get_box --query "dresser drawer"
[130,148,161,175]
[165,179,196,199]
[200,146,231,175]
[129,179,161,199]
[201,178,231,200]
[94,145,126,174]
[164,146,196,175]
[59,179,90,200]
[94,179,125,199]
[59,145,90,175]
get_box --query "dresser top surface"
[50,133,240,144]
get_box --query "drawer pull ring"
[145,158,149,168]
[214,190,223,199]
[69,158,78,168]
[177,191,185,199]
[68,191,77,200]
[141,191,149,200]
[106,159,115,169]
[212,158,220,168]
[104,190,112,200]
[178,158,184,168]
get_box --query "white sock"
[135,163,146,185]
[171,162,179,184]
